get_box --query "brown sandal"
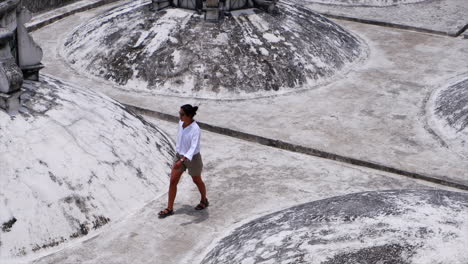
[158,208,174,218]
[195,199,209,210]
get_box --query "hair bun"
[180,104,198,118]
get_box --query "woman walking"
[159,104,209,218]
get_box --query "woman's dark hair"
[181,104,198,118]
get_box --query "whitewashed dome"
[202,189,468,264]
[0,75,174,259]
[427,75,468,159]
[63,1,367,99]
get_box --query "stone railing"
[0,0,43,115]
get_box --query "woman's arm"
[183,128,200,161]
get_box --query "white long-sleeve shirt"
[176,120,201,161]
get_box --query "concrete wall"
[228,0,248,10]
[177,0,197,10]
[22,0,79,13]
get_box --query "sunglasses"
[179,112,186,117]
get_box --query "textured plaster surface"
[0,76,174,260]
[28,118,463,264]
[32,5,468,186]
[299,0,468,36]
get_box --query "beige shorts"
[174,153,203,176]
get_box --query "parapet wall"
[22,0,79,13]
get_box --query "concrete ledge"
[126,104,468,191]
[325,13,461,37]
[26,0,121,32]
[300,0,468,38]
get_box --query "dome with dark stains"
[63,1,367,99]
[202,189,468,264]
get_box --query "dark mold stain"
[2,217,17,232]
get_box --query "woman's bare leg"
[167,167,184,210]
[192,176,207,201]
